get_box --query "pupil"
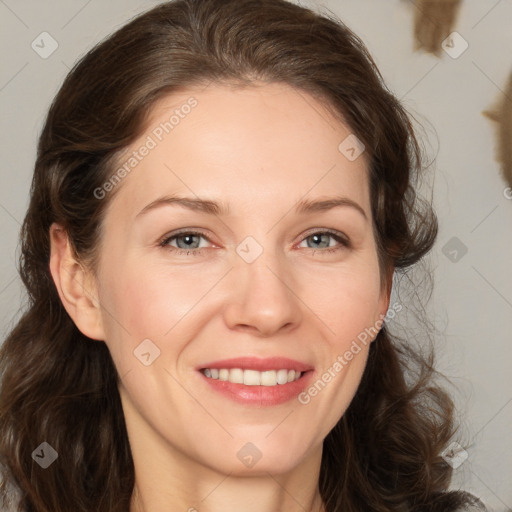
[179,235,197,249]
[311,233,327,248]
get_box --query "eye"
[158,228,350,256]
[159,230,212,254]
[298,230,350,253]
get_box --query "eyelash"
[158,229,350,256]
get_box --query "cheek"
[301,257,383,346]
[97,242,383,378]
[295,258,382,424]
[96,258,223,363]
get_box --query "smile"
[201,368,303,386]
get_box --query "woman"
[0,0,487,510]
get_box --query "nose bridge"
[223,238,301,336]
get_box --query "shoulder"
[453,492,487,511]
[0,464,23,512]
[454,497,487,511]
[429,491,488,512]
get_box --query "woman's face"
[93,82,390,476]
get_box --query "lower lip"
[199,371,314,406]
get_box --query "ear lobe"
[372,266,395,342]
[383,265,395,311]
[48,223,105,341]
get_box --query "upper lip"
[197,357,313,373]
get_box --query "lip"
[196,357,315,406]
[197,356,313,373]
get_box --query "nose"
[223,249,302,338]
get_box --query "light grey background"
[1,0,511,510]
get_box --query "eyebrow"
[136,194,368,221]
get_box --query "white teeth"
[202,368,303,386]
[260,370,276,386]
[277,369,289,384]
[230,368,244,384]
[243,370,261,385]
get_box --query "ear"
[381,265,395,314]
[372,265,395,342]
[48,223,105,341]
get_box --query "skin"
[49,82,392,512]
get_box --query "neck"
[130,476,325,512]
[127,426,326,512]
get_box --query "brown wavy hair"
[0,0,475,510]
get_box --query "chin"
[197,435,318,477]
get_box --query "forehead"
[105,82,370,221]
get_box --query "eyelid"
[158,228,351,253]
[158,228,213,248]
[297,228,350,248]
